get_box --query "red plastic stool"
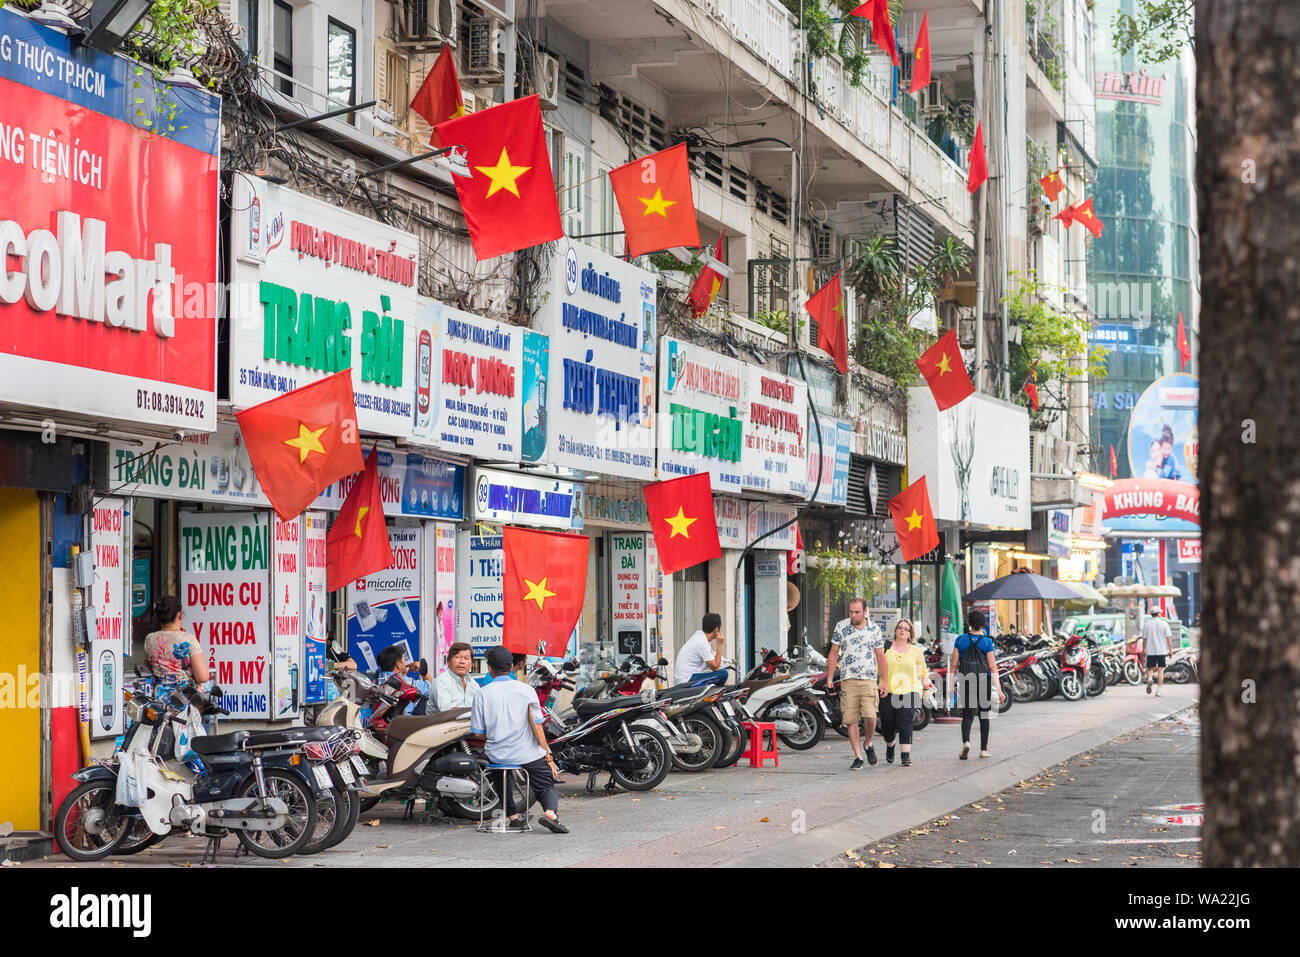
[741,721,779,768]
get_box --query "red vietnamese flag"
[687,231,727,318]
[787,522,803,577]
[851,0,899,66]
[1109,444,1118,479]
[434,95,563,260]
[1039,167,1066,202]
[909,11,932,94]
[608,143,701,257]
[502,527,589,657]
[1176,312,1191,369]
[235,369,365,521]
[1054,204,1076,229]
[967,121,988,193]
[410,45,464,130]
[916,328,975,410]
[889,477,940,562]
[326,446,394,592]
[1072,197,1104,237]
[1024,360,1041,411]
[805,270,848,374]
[643,473,722,575]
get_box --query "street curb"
[716,699,1194,868]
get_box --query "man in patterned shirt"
[824,597,889,770]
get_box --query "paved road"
[30,683,1197,868]
[825,706,1200,868]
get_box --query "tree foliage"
[1112,0,1194,63]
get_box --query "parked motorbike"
[565,654,700,760]
[55,684,325,862]
[1165,647,1199,684]
[733,669,826,750]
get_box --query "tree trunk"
[1197,0,1300,865]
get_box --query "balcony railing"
[696,0,972,232]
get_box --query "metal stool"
[477,763,531,833]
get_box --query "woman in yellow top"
[879,619,928,766]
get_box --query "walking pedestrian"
[825,597,888,769]
[949,610,1003,760]
[1141,607,1173,697]
[879,619,927,766]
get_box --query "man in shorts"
[825,597,889,769]
[1141,607,1174,697]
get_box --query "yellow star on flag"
[905,509,924,531]
[284,423,328,463]
[1079,206,1092,218]
[664,507,697,539]
[476,147,531,198]
[916,45,924,58]
[833,298,845,317]
[522,576,557,611]
[936,352,952,376]
[638,187,678,219]
[1047,172,1058,184]
[354,505,370,539]
[451,102,467,120]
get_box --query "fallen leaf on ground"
[877,862,896,868]
[1065,858,1082,863]
[365,819,381,827]
[1173,853,1191,859]
[713,826,725,831]
[375,844,389,849]
[759,817,770,823]
[952,839,967,844]
[868,849,877,855]
[855,861,866,868]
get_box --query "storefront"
[0,7,220,829]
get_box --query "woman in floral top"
[143,596,211,685]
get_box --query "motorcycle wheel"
[1166,663,1192,684]
[54,780,132,861]
[438,765,513,821]
[114,817,165,855]
[298,787,344,855]
[1059,672,1084,701]
[610,726,672,791]
[1085,667,1107,698]
[1123,660,1143,685]
[998,676,1014,713]
[1010,671,1041,703]
[234,768,318,858]
[777,702,825,750]
[671,713,725,772]
[715,720,749,767]
[912,706,931,732]
[324,787,361,849]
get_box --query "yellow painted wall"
[0,488,40,831]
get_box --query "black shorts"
[1146,654,1167,669]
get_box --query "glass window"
[238,0,258,57]
[327,19,357,114]
[273,0,293,96]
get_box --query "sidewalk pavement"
[28,683,1197,868]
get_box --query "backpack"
[958,634,989,676]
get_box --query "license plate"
[722,702,736,718]
[351,756,369,777]
[312,765,331,789]
[337,762,355,785]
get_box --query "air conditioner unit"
[464,17,503,79]
[459,89,478,115]
[403,0,457,43]
[535,53,561,110]
[918,79,943,115]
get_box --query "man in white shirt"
[825,598,888,769]
[1141,607,1174,696]
[673,613,725,685]
[432,642,480,712]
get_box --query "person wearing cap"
[1140,607,1173,697]
[469,645,568,833]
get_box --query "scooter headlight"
[640,687,656,705]
[125,697,143,723]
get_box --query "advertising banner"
[179,512,271,719]
[107,428,465,520]
[1048,509,1072,559]
[456,530,504,655]
[433,524,457,674]
[271,516,301,719]
[659,338,745,493]
[471,467,583,531]
[748,503,799,550]
[520,330,550,463]
[907,389,1031,529]
[0,9,221,432]
[414,300,523,462]
[742,365,809,497]
[610,533,646,657]
[302,512,328,703]
[539,240,657,479]
[1114,373,1199,534]
[714,496,750,549]
[90,497,125,738]
[1177,539,1201,564]
[230,178,419,438]
[807,416,851,506]
[346,526,421,670]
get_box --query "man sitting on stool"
[470,645,567,833]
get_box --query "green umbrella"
[939,559,963,653]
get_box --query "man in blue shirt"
[470,646,567,833]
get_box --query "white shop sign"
[230,178,419,438]
[539,239,657,479]
[610,533,647,658]
[345,527,422,670]
[659,337,745,494]
[714,497,796,550]
[414,300,523,462]
[742,365,808,497]
[271,516,302,718]
[471,467,584,531]
[90,497,126,738]
[456,531,504,655]
[907,388,1031,529]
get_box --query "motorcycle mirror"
[562,661,579,672]
[657,657,668,666]
[385,675,404,690]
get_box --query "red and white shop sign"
[0,72,219,431]
[1177,539,1201,564]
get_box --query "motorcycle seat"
[655,685,705,702]
[387,708,471,745]
[241,726,338,749]
[572,696,641,718]
[189,731,250,756]
[736,677,779,693]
